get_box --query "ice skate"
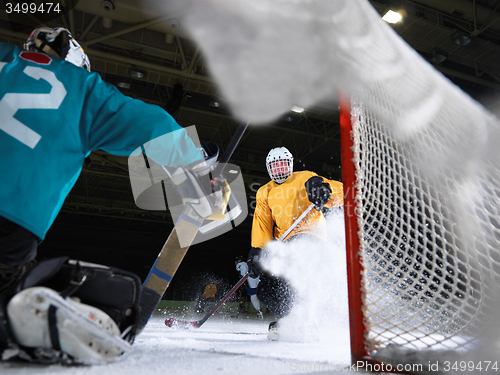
[268,321,279,341]
[256,310,263,320]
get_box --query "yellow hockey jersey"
[203,284,217,299]
[251,171,343,249]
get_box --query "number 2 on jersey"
[0,65,67,149]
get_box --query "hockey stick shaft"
[278,203,315,242]
[219,122,249,165]
[143,121,249,294]
[197,273,249,327]
[165,202,316,329]
[138,122,249,333]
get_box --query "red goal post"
[339,90,368,363]
[339,88,500,372]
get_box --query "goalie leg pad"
[41,259,143,342]
[1,257,143,364]
[7,287,131,364]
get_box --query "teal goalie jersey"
[0,43,202,240]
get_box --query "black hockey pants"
[0,216,38,267]
[256,274,295,318]
[254,233,322,318]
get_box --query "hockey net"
[166,0,500,370]
[341,79,500,371]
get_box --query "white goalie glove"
[129,128,248,246]
[162,141,231,221]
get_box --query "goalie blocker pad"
[133,140,248,246]
[0,257,144,364]
[160,141,221,219]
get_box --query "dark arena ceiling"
[1,0,500,293]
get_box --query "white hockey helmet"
[24,27,91,71]
[266,147,294,184]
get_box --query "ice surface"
[0,315,352,374]
[0,213,357,374]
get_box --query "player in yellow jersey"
[247,147,343,337]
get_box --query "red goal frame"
[339,90,369,363]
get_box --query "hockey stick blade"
[164,317,198,329]
[165,273,249,329]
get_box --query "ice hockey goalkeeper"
[247,147,343,338]
[0,27,219,364]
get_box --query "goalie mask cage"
[340,90,500,372]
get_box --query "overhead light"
[130,69,144,79]
[430,54,446,63]
[117,82,130,89]
[382,10,403,24]
[168,18,180,29]
[101,0,115,11]
[291,106,304,113]
[453,34,472,47]
[209,101,220,108]
[430,48,447,64]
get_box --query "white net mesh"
[350,83,500,356]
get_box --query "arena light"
[291,105,304,113]
[130,69,144,79]
[117,82,130,89]
[453,34,472,47]
[382,10,402,24]
[430,48,447,63]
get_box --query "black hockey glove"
[305,176,332,211]
[247,247,263,277]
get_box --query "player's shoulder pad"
[256,180,274,198]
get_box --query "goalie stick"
[164,202,316,329]
[137,122,249,334]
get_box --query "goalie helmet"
[24,27,91,71]
[266,147,293,184]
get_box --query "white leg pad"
[6,287,131,364]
